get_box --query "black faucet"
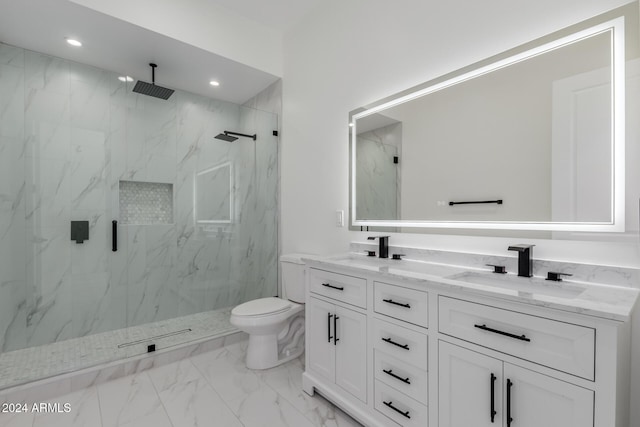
[507,244,534,277]
[367,236,389,258]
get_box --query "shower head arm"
[149,63,157,85]
[224,131,257,141]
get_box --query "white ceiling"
[0,0,318,104]
[209,0,322,33]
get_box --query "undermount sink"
[327,254,465,277]
[446,271,586,299]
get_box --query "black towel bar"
[449,199,503,206]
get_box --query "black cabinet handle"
[474,324,531,342]
[327,313,333,343]
[490,373,497,423]
[507,379,513,427]
[383,369,411,384]
[333,315,339,345]
[112,220,118,252]
[382,337,410,350]
[383,401,411,419]
[382,298,411,309]
[322,283,344,291]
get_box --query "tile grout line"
[143,370,176,427]
[257,363,323,427]
[187,354,249,427]
[95,384,105,427]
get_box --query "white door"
[504,363,593,427]
[334,306,367,402]
[307,297,336,382]
[439,341,503,427]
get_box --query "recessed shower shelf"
[119,180,174,225]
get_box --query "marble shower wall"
[0,43,279,353]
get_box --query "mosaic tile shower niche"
[0,42,279,373]
[120,181,174,225]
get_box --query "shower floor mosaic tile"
[0,308,236,390]
[0,340,362,427]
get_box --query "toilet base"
[246,334,304,370]
[244,314,305,370]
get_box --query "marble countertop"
[302,253,639,322]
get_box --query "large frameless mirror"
[351,12,632,233]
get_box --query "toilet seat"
[232,297,291,317]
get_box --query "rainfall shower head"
[132,63,175,100]
[215,133,238,142]
[214,131,257,142]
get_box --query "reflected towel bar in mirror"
[449,199,503,206]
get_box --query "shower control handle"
[112,220,117,252]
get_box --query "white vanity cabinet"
[307,296,367,402]
[439,341,594,427]
[302,259,633,427]
[306,268,368,403]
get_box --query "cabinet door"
[307,297,336,382]
[335,305,367,402]
[439,341,503,427]
[504,364,593,427]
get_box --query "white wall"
[281,0,638,265]
[69,0,283,76]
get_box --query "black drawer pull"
[322,282,344,291]
[327,313,333,343]
[474,324,531,342]
[383,369,411,384]
[383,401,411,419]
[382,298,411,309]
[382,337,410,350]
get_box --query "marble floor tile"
[190,345,265,403]
[116,410,173,427]
[32,386,101,427]
[0,412,35,427]
[97,371,168,427]
[149,359,242,427]
[227,385,316,427]
[2,338,363,427]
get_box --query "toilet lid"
[232,297,291,317]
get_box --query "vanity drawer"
[373,318,428,370]
[309,268,367,308]
[375,350,428,404]
[374,282,428,328]
[375,380,428,427]
[438,296,595,380]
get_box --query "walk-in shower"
[0,43,279,389]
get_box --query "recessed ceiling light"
[66,38,82,47]
[118,76,134,82]
[209,80,220,87]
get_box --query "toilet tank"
[280,254,307,303]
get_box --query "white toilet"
[230,254,306,369]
